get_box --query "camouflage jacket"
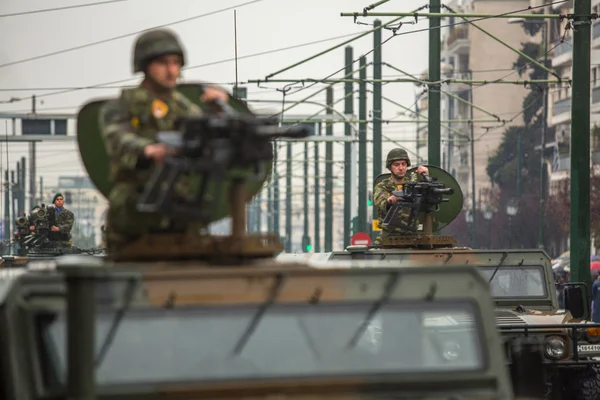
[51,208,74,240]
[98,85,203,185]
[373,172,419,233]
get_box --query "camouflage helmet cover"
[133,28,186,73]
[386,148,411,169]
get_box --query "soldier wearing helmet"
[98,28,229,252]
[373,148,429,245]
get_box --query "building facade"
[418,0,531,209]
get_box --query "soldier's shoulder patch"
[151,99,169,119]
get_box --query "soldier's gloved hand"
[201,86,229,103]
[51,226,60,232]
[417,165,429,175]
[144,143,175,165]
[387,195,399,204]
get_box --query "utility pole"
[469,70,477,248]
[373,19,383,242]
[267,182,273,231]
[20,156,26,215]
[358,55,368,233]
[3,171,9,244]
[303,142,310,252]
[285,142,292,252]
[539,20,549,249]
[314,123,321,252]
[273,143,280,238]
[343,46,354,248]
[256,191,262,232]
[39,176,44,206]
[325,87,334,252]
[428,0,441,166]
[569,0,592,287]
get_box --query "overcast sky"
[0,0,432,197]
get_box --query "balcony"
[445,26,469,56]
[553,21,600,67]
[552,36,572,67]
[554,150,600,171]
[552,86,600,119]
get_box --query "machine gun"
[12,205,64,254]
[382,173,454,233]
[127,99,311,261]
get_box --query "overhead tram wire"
[261,0,570,101]
[0,0,129,18]
[0,0,269,70]
[0,31,383,105]
[0,0,570,106]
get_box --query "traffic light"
[367,190,373,206]
[302,235,312,253]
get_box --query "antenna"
[234,9,239,99]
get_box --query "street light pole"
[469,69,477,248]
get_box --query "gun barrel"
[432,187,454,195]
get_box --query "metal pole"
[373,19,382,177]
[285,142,292,252]
[569,0,592,286]
[344,46,354,248]
[20,156,26,215]
[325,88,334,252]
[517,132,522,196]
[256,191,262,232]
[539,21,548,249]
[373,20,382,242]
[469,70,477,248]
[358,56,368,233]
[273,143,280,238]
[267,182,273,231]
[314,122,321,252]
[29,143,36,211]
[303,142,309,252]
[428,0,441,166]
[3,171,9,247]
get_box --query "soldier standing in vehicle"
[49,193,75,247]
[98,28,229,252]
[373,148,429,245]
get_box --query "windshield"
[478,265,547,298]
[38,301,485,387]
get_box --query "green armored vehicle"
[328,165,600,399]
[0,84,539,399]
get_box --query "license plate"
[577,344,600,353]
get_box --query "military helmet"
[386,148,411,169]
[133,28,186,73]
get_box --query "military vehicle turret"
[0,84,542,399]
[328,165,600,399]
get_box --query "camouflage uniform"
[98,29,205,252]
[373,149,420,245]
[50,203,75,247]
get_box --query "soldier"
[98,28,229,252]
[49,193,75,247]
[373,148,429,245]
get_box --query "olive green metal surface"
[76,82,272,223]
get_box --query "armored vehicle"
[329,166,600,399]
[0,83,540,399]
[2,204,105,268]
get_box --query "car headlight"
[442,341,461,361]
[544,336,566,360]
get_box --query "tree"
[484,15,561,248]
